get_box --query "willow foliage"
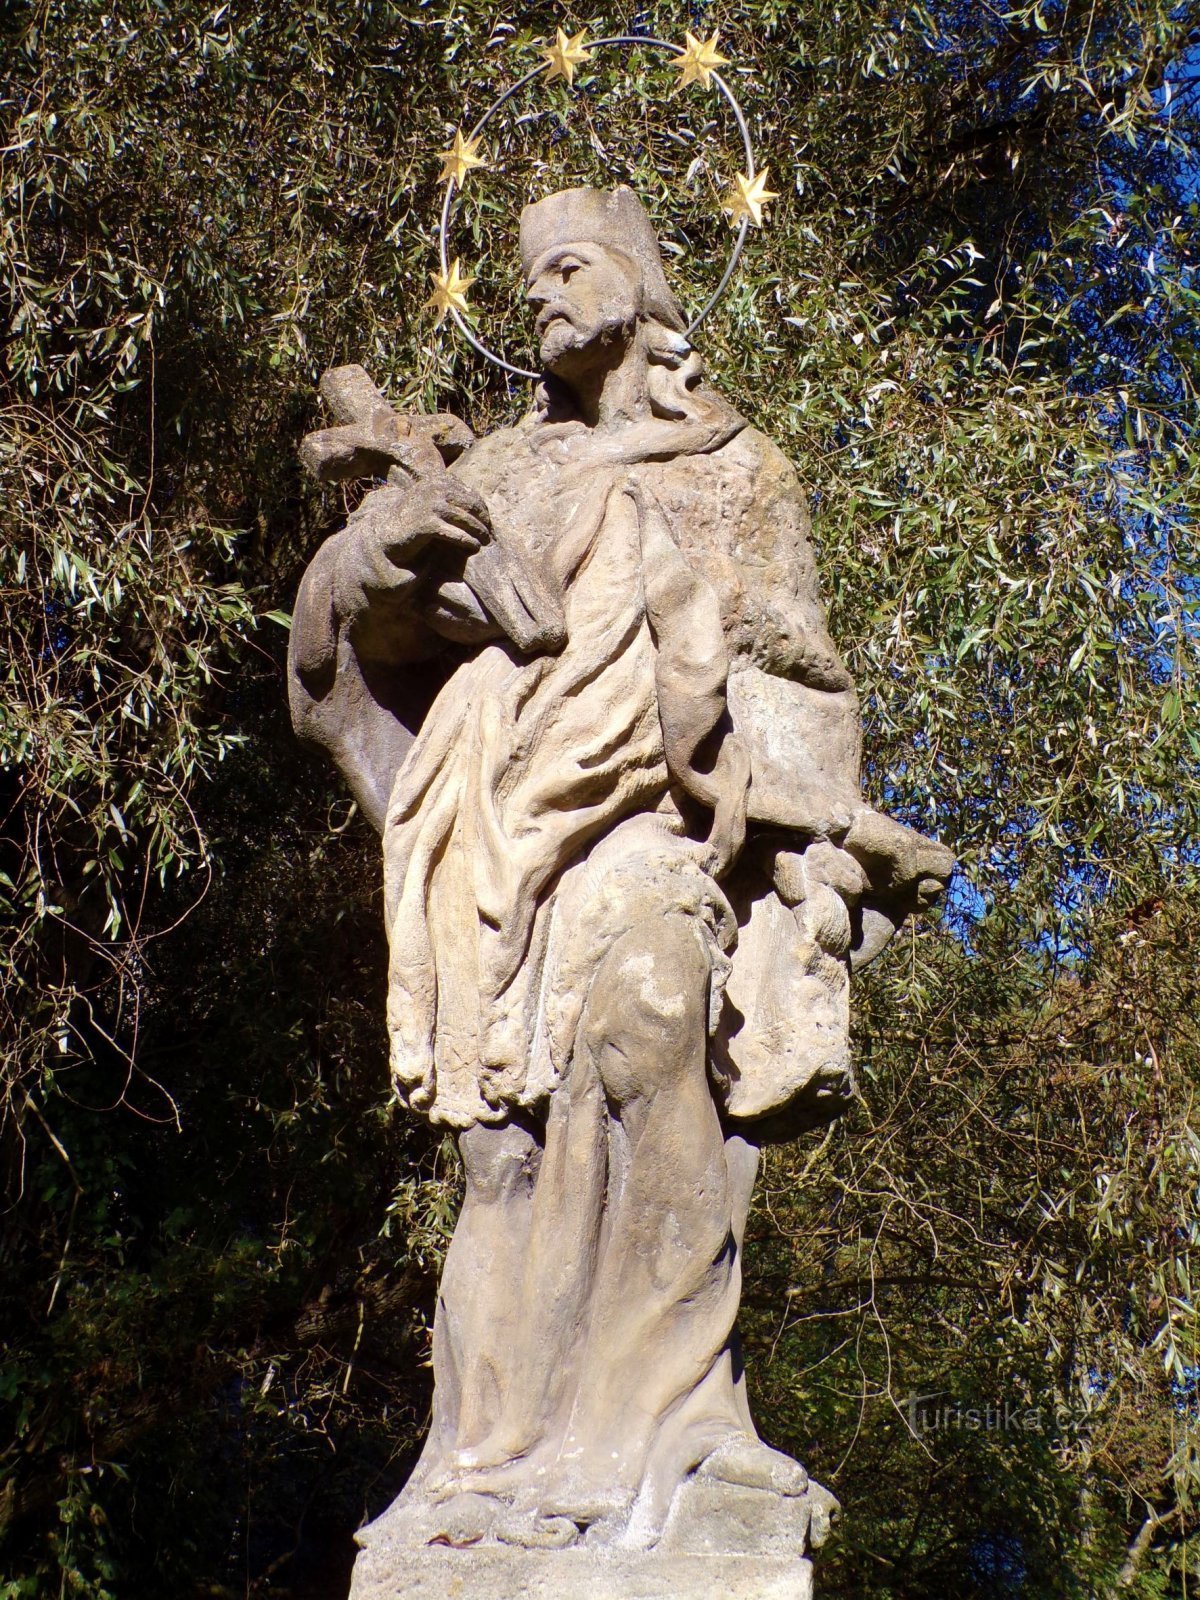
[1,2,1198,1596]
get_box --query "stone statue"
[290,186,953,1599]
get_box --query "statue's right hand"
[335,478,492,609]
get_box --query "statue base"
[349,1546,813,1598]
[350,1476,829,1599]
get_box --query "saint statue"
[289,186,952,1589]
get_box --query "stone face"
[289,184,953,1591]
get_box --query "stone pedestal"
[349,1476,830,1600]
[349,1546,813,1599]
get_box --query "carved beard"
[540,307,638,376]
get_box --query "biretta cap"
[519,186,686,333]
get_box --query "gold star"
[437,129,486,187]
[723,167,781,228]
[425,258,476,325]
[675,30,730,90]
[540,27,592,87]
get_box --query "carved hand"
[842,808,955,908]
[334,476,492,618]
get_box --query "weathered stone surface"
[348,1546,814,1600]
[289,183,953,1593]
[660,1477,817,1557]
[351,1476,826,1598]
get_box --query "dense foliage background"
[2,2,1198,1595]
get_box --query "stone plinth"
[349,1476,828,1600]
[349,1546,813,1600]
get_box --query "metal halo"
[437,35,756,381]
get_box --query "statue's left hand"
[841,809,954,908]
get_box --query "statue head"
[520,187,686,381]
